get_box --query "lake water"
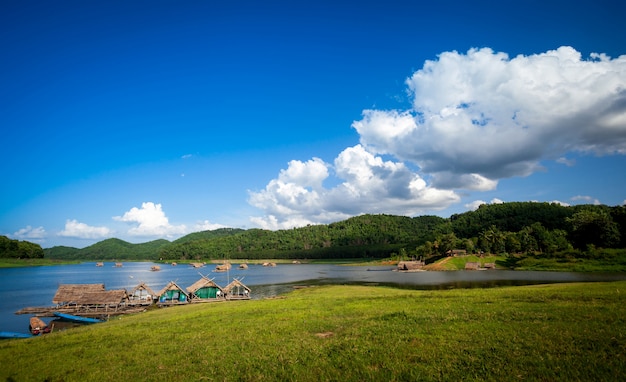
[2,262,626,334]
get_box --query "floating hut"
[214,262,231,272]
[186,276,224,301]
[96,262,104,267]
[397,260,425,271]
[156,281,189,304]
[128,282,156,305]
[190,262,204,268]
[464,262,481,270]
[114,262,123,267]
[150,265,161,271]
[52,284,128,312]
[238,263,248,270]
[262,262,276,267]
[222,279,251,300]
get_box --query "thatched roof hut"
[186,276,224,301]
[222,279,251,300]
[465,262,481,270]
[128,282,156,304]
[214,262,231,272]
[397,260,425,271]
[52,284,127,306]
[156,281,189,304]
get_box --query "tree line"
[0,235,44,259]
[30,202,626,262]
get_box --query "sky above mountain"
[2,0,625,248]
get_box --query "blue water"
[2,262,625,334]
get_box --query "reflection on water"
[1,262,625,334]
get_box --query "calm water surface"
[2,262,625,334]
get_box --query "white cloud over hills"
[59,220,111,239]
[249,46,626,229]
[113,202,187,238]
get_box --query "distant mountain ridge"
[40,202,626,261]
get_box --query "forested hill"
[44,238,171,260]
[35,202,626,261]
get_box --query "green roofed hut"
[223,279,251,300]
[186,276,224,302]
[156,281,189,305]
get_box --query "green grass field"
[1,281,625,381]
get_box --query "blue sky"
[2,0,625,248]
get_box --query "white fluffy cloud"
[14,225,46,240]
[571,195,601,205]
[114,202,187,237]
[250,46,626,228]
[194,220,227,231]
[249,145,459,229]
[58,220,111,239]
[355,46,626,188]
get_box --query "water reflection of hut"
[186,276,224,301]
[156,281,189,304]
[223,279,251,300]
[128,282,156,305]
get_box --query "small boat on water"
[0,331,33,339]
[53,312,103,324]
[29,317,51,335]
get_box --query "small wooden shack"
[52,284,128,310]
[186,276,224,301]
[214,262,231,272]
[464,262,481,270]
[156,281,189,304]
[222,279,251,300]
[397,260,425,271]
[128,282,156,305]
[447,249,467,256]
[238,263,248,269]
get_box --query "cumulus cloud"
[571,195,601,205]
[14,225,46,240]
[354,46,626,187]
[250,46,626,228]
[114,202,187,237]
[556,157,576,167]
[465,198,505,211]
[249,146,459,229]
[58,220,111,239]
[194,220,227,231]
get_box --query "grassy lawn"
[1,281,625,381]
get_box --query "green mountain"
[41,202,626,261]
[46,238,170,260]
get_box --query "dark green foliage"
[47,238,170,260]
[0,235,44,259]
[567,207,621,249]
[450,201,574,238]
[158,214,445,261]
[43,245,81,258]
[40,202,626,262]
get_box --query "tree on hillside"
[567,209,621,249]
